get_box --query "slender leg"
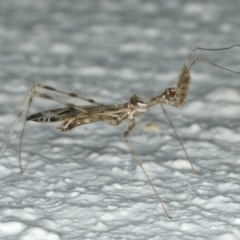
[32,85,106,113]
[159,103,196,174]
[124,118,171,219]
[18,93,34,173]
[0,85,35,172]
[35,83,105,106]
[32,89,91,113]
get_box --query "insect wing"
[27,107,80,122]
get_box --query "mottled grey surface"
[0,0,240,239]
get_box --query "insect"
[0,45,240,219]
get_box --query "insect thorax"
[127,94,149,119]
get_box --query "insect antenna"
[186,44,240,72]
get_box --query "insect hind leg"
[0,84,36,173]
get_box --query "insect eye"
[166,88,177,98]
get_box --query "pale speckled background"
[0,0,240,239]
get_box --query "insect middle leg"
[124,118,171,219]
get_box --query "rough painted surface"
[0,0,240,239]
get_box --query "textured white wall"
[0,1,240,239]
